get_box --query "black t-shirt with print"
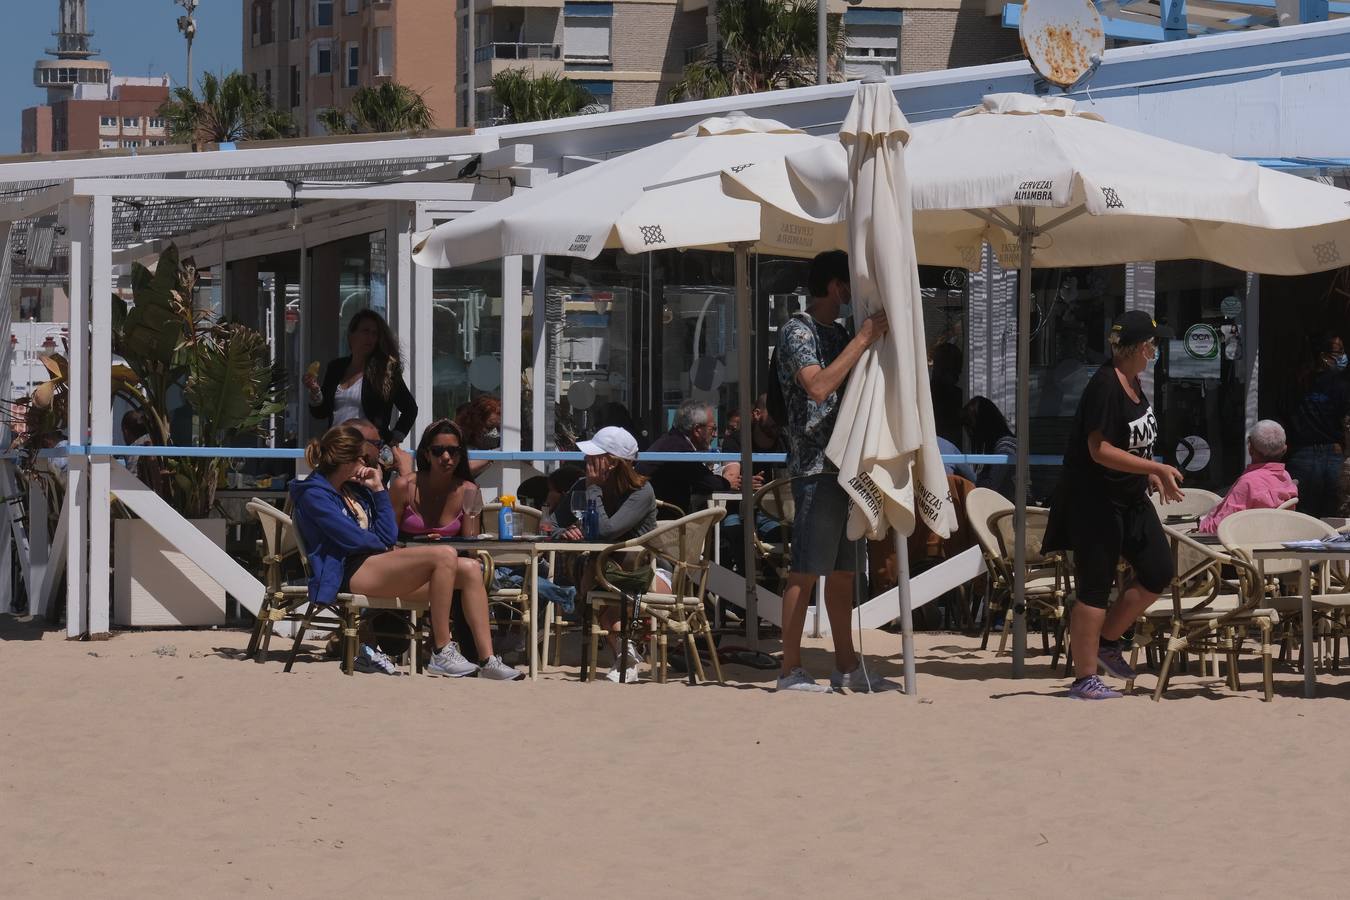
[1060,363,1158,507]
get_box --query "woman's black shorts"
[1066,499,1172,609]
[339,553,374,594]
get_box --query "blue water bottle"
[498,495,515,540]
[584,498,599,540]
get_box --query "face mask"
[377,444,395,468]
[1336,354,1348,370]
[479,427,501,450]
[838,304,853,321]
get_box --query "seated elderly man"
[638,398,731,516]
[1198,420,1298,534]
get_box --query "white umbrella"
[834,78,958,695]
[412,114,839,648]
[725,91,1350,674]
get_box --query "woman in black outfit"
[304,310,417,445]
[1045,311,1184,700]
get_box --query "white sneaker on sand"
[830,665,903,693]
[426,642,478,677]
[477,655,524,681]
[776,667,832,693]
[605,664,641,683]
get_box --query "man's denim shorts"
[790,473,859,575]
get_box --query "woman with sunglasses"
[1043,311,1184,700]
[291,425,520,680]
[385,420,516,675]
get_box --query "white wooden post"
[501,254,524,495]
[26,478,48,617]
[88,194,113,637]
[389,202,415,449]
[64,196,92,638]
[412,203,434,424]
[531,256,546,456]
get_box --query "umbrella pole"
[1012,208,1033,678]
[734,243,759,648]
[894,530,917,695]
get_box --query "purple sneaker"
[1097,642,1137,680]
[1069,675,1123,700]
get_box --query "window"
[312,40,333,74]
[345,0,359,12]
[99,115,117,128]
[581,80,612,113]
[99,139,118,149]
[563,3,612,62]
[843,9,900,79]
[376,26,393,76]
[290,65,301,107]
[264,68,273,103]
[121,140,141,148]
[315,0,333,27]
[345,42,360,87]
[122,116,140,128]
[148,139,167,147]
[253,1,275,45]
[148,116,165,130]
[290,0,301,38]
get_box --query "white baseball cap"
[577,426,639,460]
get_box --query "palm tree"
[159,71,295,147]
[489,68,596,125]
[669,0,843,101]
[318,82,436,135]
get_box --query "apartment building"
[461,0,1022,125]
[243,0,459,135]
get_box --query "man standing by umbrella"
[775,250,895,693]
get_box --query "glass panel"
[431,259,504,422]
[1154,260,1248,491]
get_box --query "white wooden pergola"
[0,131,561,637]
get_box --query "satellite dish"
[1019,0,1105,88]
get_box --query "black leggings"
[1071,499,1172,609]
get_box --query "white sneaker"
[830,665,903,693]
[776,666,832,693]
[354,644,402,676]
[426,642,478,677]
[478,655,524,681]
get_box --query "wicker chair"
[966,488,1012,650]
[245,499,317,664]
[986,504,1070,667]
[1149,523,1280,700]
[751,475,803,589]
[583,506,728,684]
[1218,508,1350,672]
[1150,487,1223,524]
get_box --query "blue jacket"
[289,475,398,604]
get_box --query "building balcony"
[683,42,710,66]
[474,42,562,63]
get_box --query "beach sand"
[2,617,1347,899]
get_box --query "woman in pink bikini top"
[389,419,483,540]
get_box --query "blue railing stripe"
[7,445,1066,467]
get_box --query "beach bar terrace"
[3,17,1350,649]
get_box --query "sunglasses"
[364,437,386,450]
[430,444,462,458]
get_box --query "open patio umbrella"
[725,91,1350,674]
[833,78,958,693]
[412,113,839,649]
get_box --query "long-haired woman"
[290,424,520,680]
[455,394,502,479]
[962,395,1018,499]
[305,310,417,445]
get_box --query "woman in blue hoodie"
[290,425,520,680]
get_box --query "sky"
[0,0,243,154]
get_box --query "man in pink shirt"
[1198,420,1299,534]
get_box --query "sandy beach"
[2,617,1347,899]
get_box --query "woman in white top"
[304,310,417,445]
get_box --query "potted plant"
[111,244,285,626]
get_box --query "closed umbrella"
[725,91,1350,673]
[413,114,838,651]
[833,78,958,695]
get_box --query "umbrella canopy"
[411,113,843,650]
[411,113,832,267]
[725,92,1350,276]
[830,82,956,545]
